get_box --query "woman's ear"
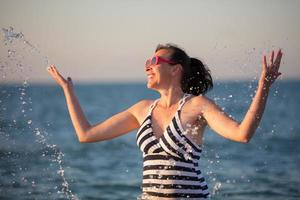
[172,64,183,76]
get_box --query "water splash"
[0,27,77,199]
[2,26,49,66]
[136,192,152,200]
[212,181,222,195]
[2,27,24,43]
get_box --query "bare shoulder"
[128,99,154,111]
[188,95,216,113]
[127,99,155,124]
[190,95,213,103]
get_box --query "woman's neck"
[157,88,185,108]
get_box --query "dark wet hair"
[155,43,213,96]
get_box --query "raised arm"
[201,49,283,143]
[47,65,143,143]
[61,84,143,143]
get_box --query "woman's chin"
[146,81,156,89]
[146,82,152,89]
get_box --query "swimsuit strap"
[148,93,191,115]
[177,93,192,111]
[148,99,159,115]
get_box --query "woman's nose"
[145,65,152,72]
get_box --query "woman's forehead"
[155,49,172,58]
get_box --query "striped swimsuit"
[136,94,209,200]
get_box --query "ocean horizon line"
[1,78,299,86]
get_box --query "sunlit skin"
[46,49,282,147]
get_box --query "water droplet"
[212,181,222,195]
[57,169,65,176]
[35,130,41,136]
[31,180,36,187]
[183,153,192,161]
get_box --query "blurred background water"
[0,81,300,200]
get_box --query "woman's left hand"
[259,49,283,88]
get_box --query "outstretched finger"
[47,65,62,78]
[47,65,56,71]
[274,49,283,71]
[47,66,55,73]
[54,68,64,79]
[270,50,274,65]
[263,55,267,71]
[49,65,61,75]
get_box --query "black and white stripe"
[136,94,210,199]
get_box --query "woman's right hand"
[47,64,73,90]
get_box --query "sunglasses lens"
[151,57,157,65]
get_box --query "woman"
[47,44,282,199]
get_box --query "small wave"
[89,182,140,190]
[223,189,299,198]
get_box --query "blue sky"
[0,0,299,83]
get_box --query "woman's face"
[145,49,175,90]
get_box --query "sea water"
[1,82,300,199]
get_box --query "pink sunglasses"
[145,55,177,68]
